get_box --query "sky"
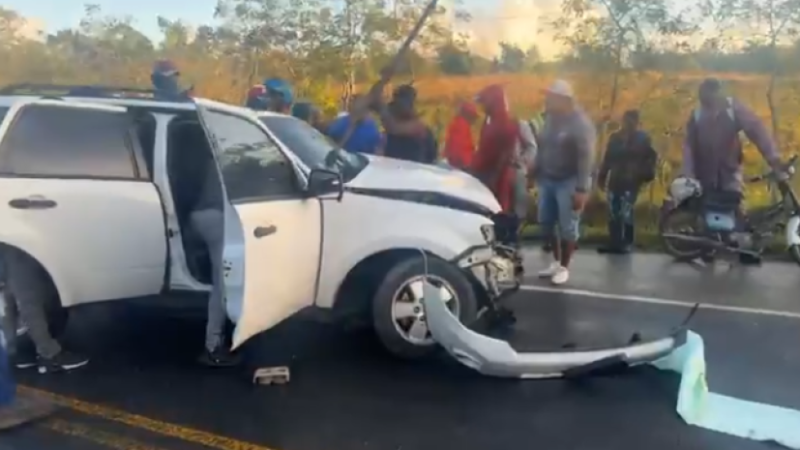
[6,0,695,58]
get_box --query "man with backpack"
[597,110,657,254]
[682,78,784,265]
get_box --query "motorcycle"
[659,155,800,264]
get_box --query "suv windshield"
[259,115,369,182]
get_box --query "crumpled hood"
[346,155,501,213]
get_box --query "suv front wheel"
[372,255,478,360]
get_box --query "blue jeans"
[607,190,638,246]
[538,177,581,242]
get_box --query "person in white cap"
[531,79,596,285]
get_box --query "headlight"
[480,224,495,243]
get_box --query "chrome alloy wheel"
[390,275,459,345]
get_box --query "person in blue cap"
[263,78,293,114]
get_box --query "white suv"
[0,84,520,359]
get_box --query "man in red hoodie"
[472,85,520,247]
[444,101,478,169]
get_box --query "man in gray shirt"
[532,80,596,285]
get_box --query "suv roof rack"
[0,83,192,102]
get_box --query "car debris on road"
[252,366,291,385]
[421,278,696,379]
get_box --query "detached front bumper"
[422,279,694,378]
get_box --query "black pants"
[606,189,638,247]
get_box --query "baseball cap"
[543,79,574,99]
[263,78,294,104]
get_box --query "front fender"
[315,228,487,310]
[0,225,73,307]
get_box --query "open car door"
[191,100,247,347]
[193,99,322,350]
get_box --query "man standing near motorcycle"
[682,77,785,264]
[597,110,657,254]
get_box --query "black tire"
[659,207,705,261]
[372,255,479,360]
[789,245,800,266]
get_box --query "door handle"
[254,225,277,238]
[8,196,57,210]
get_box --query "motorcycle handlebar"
[745,154,797,183]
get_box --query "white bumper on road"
[422,279,692,378]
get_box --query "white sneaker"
[551,266,569,285]
[537,261,562,278]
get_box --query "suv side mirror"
[307,168,344,201]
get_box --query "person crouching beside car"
[531,80,596,285]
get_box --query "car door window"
[203,110,298,202]
[0,104,138,179]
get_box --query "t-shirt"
[384,127,438,164]
[327,115,382,155]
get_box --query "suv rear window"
[0,104,138,179]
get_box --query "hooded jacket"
[472,85,518,212]
[444,102,477,169]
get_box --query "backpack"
[693,97,739,131]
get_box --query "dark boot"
[620,223,636,253]
[597,220,624,254]
[738,251,762,266]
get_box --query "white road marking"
[520,284,800,320]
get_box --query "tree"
[497,42,526,72]
[703,0,800,144]
[437,41,472,75]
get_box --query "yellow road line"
[19,386,276,450]
[46,419,167,450]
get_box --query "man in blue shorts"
[532,80,596,285]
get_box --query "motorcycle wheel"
[659,207,706,261]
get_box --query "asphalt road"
[4,250,800,450]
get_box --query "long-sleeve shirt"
[682,98,780,192]
[598,129,657,192]
[532,107,596,192]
